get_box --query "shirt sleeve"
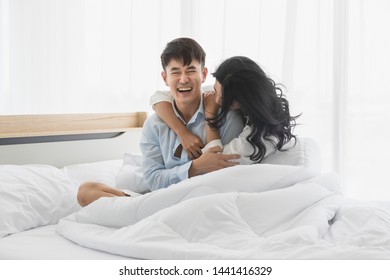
[149,90,173,106]
[201,124,256,164]
[140,118,191,191]
[221,125,256,165]
[218,109,245,147]
[203,123,277,165]
[201,139,223,153]
[222,125,277,165]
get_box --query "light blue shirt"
[140,97,244,191]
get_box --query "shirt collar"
[172,92,205,125]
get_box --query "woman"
[152,56,300,164]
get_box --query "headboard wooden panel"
[0,112,147,138]
[0,112,148,167]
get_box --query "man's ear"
[201,67,208,83]
[161,71,168,86]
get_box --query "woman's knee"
[77,181,98,207]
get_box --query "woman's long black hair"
[209,56,300,163]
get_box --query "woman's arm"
[203,93,269,165]
[151,91,204,159]
[202,92,223,152]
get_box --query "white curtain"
[1,0,389,200]
[0,0,182,114]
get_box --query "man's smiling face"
[161,58,208,109]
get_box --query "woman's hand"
[177,128,204,159]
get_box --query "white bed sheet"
[0,159,131,260]
[2,138,390,260]
[56,165,390,260]
[0,225,130,260]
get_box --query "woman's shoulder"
[149,90,173,106]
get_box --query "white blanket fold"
[57,164,390,259]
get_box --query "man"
[141,37,244,191]
[77,38,243,206]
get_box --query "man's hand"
[188,146,240,177]
[177,129,204,159]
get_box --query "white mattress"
[0,225,130,260]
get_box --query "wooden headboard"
[0,112,148,167]
[0,112,147,139]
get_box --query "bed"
[0,112,145,259]
[1,112,390,260]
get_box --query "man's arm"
[141,115,241,190]
[141,134,240,189]
[140,117,193,191]
[188,146,240,177]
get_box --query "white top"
[150,90,277,165]
[150,90,173,105]
[201,124,276,165]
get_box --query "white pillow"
[262,137,321,172]
[115,153,149,194]
[61,159,123,186]
[0,164,80,238]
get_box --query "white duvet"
[57,164,390,259]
